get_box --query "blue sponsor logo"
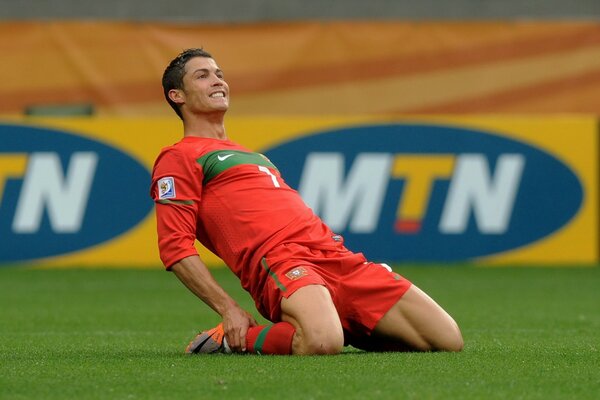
[0,123,152,263]
[264,124,583,262]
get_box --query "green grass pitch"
[1,265,599,399]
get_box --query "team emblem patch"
[285,267,308,280]
[158,177,176,199]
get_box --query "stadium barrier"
[1,21,600,116]
[0,116,596,267]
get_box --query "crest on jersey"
[285,267,308,280]
[158,177,176,199]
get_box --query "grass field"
[1,265,599,399]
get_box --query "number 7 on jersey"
[258,166,281,188]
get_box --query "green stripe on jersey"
[157,199,194,205]
[197,150,277,184]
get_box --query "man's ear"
[168,89,185,105]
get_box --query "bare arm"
[170,255,257,352]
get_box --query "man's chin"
[211,102,229,112]
[202,107,228,115]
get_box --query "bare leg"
[363,285,463,352]
[280,285,344,355]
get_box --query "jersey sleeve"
[150,147,202,269]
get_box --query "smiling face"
[168,56,229,118]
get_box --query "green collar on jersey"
[197,150,278,184]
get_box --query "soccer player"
[151,48,463,355]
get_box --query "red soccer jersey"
[150,136,343,298]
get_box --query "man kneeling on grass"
[150,48,463,355]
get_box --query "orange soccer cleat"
[185,323,231,354]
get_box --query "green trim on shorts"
[253,324,274,355]
[261,257,287,292]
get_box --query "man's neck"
[182,112,227,139]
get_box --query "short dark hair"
[162,48,213,120]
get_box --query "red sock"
[246,322,295,355]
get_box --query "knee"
[449,328,464,352]
[303,334,344,355]
[434,324,464,352]
[294,328,344,355]
[438,335,463,352]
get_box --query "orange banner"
[1,21,600,117]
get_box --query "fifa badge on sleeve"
[158,177,176,199]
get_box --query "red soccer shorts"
[257,242,412,338]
